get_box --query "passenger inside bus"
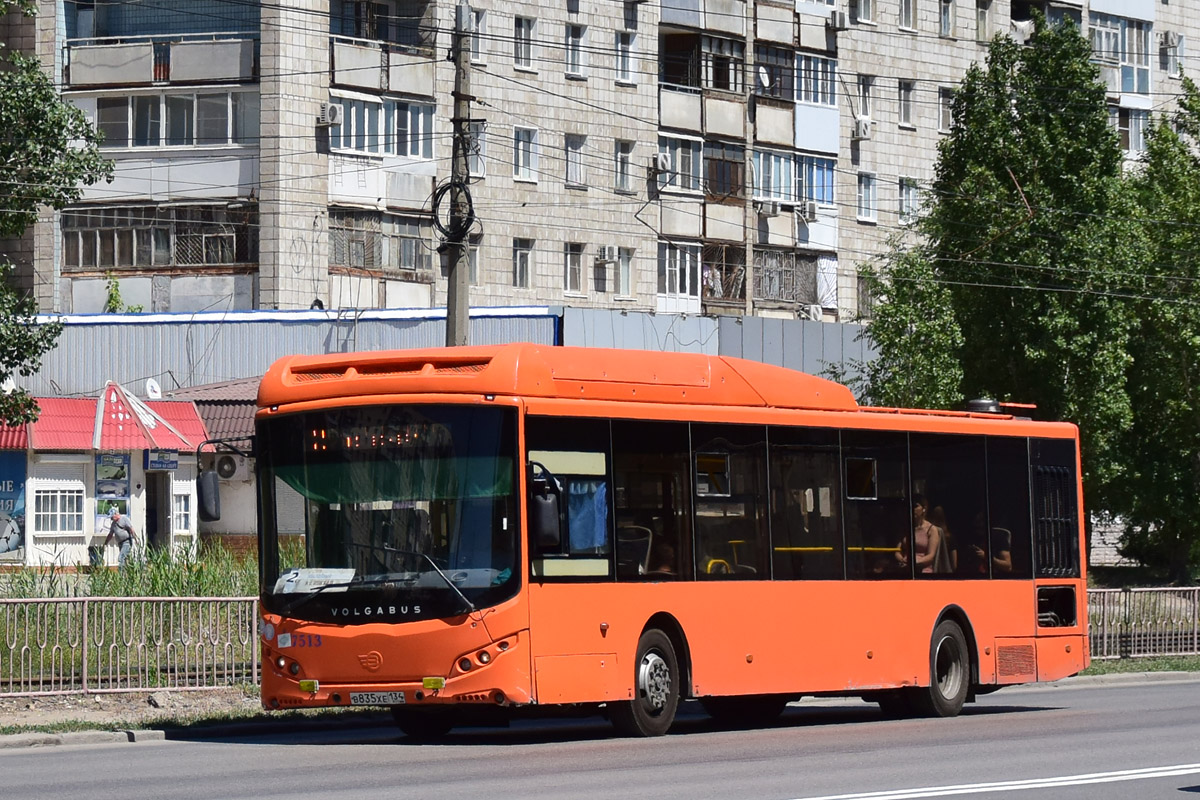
[896,493,945,574]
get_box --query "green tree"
[860,17,1141,511]
[1120,78,1200,582]
[0,0,111,425]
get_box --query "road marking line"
[793,763,1200,799]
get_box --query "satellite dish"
[145,378,162,400]
[757,65,771,90]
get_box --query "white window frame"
[657,136,703,193]
[615,139,635,193]
[858,75,874,118]
[938,86,954,132]
[701,35,744,93]
[1111,106,1148,154]
[514,16,535,70]
[514,126,539,182]
[857,172,878,222]
[657,241,701,299]
[899,0,915,30]
[797,55,837,106]
[329,96,434,159]
[95,90,258,150]
[899,80,915,127]
[857,0,874,23]
[616,246,634,296]
[566,24,587,77]
[899,177,920,221]
[976,0,991,43]
[173,493,191,535]
[939,0,954,37]
[565,134,587,187]
[513,238,533,288]
[799,155,835,206]
[1161,34,1183,79]
[753,149,796,203]
[469,8,487,63]
[564,242,584,293]
[32,487,85,536]
[615,31,635,84]
[468,121,487,177]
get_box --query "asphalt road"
[5,677,1200,800]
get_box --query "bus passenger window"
[842,430,909,580]
[769,426,842,580]
[526,417,613,580]
[909,433,987,578]
[692,425,768,580]
[612,420,692,581]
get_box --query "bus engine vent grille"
[290,371,345,383]
[358,362,489,377]
[996,644,1036,680]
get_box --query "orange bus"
[239,343,1088,738]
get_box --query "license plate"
[349,691,405,705]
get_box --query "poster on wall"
[0,451,26,557]
[95,454,131,532]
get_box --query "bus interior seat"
[617,525,652,577]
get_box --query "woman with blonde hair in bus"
[896,493,944,574]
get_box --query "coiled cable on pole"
[431,179,475,242]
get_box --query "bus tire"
[610,629,680,737]
[914,619,970,718]
[701,695,788,727]
[391,707,455,740]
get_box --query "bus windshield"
[257,404,519,624]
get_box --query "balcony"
[331,36,435,97]
[66,34,258,88]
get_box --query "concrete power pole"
[445,2,473,347]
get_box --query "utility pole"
[445,2,473,347]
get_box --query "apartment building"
[1,0,1193,322]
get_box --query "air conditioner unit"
[318,102,344,127]
[828,10,849,31]
[597,245,618,263]
[806,304,824,322]
[651,151,672,174]
[214,454,251,483]
[800,200,819,222]
[852,115,873,141]
[756,200,781,218]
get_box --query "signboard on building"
[96,453,130,506]
[0,452,26,557]
[144,449,179,471]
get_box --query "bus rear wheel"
[914,619,970,718]
[391,707,455,740]
[610,629,680,737]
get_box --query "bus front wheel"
[610,629,680,737]
[914,619,970,718]
[391,706,455,740]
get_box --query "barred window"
[754,248,805,304]
[61,205,257,270]
[754,45,795,100]
[702,35,744,92]
[329,209,432,274]
[701,243,745,302]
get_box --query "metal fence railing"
[0,597,258,697]
[1088,588,1200,661]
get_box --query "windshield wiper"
[382,546,476,614]
[278,575,396,617]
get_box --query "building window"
[1111,106,1148,154]
[514,126,538,181]
[976,0,991,42]
[1090,13,1149,95]
[754,248,802,304]
[857,0,874,23]
[469,8,487,63]
[755,45,795,100]
[566,24,587,77]
[899,0,915,29]
[329,210,432,274]
[798,55,837,106]
[564,242,584,293]
[61,204,258,271]
[899,80,915,126]
[513,238,533,287]
[657,136,703,193]
[858,75,875,118]
[615,140,635,193]
[857,173,877,221]
[659,33,701,88]
[173,493,191,534]
[701,243,745,302]
[514,16,535,70]
[329,97,434,158]
[704,141,745,201]
[616,31,635,83]
[939,0,954,37]
[899,177,920,221]
[799,155,835,206]
[1160,33,1183,78]
[33,488,84,534]
[657,241,700,299]
[753,149,795,202]
[95,91,258,149]
[332,0,425,48]
[702,35,744,92]
[468,121,487,177]
[939,86,954,132]
[467,233,481,284]
[565,134,587,187]
[616,247,634,295]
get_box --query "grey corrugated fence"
[0,597,258,697]
[0,591,1196,697]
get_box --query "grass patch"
[1081,655,1200,675]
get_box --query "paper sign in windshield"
[274,568,356,594]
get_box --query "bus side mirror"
[198,469,222,522]
[528,463,561,551]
